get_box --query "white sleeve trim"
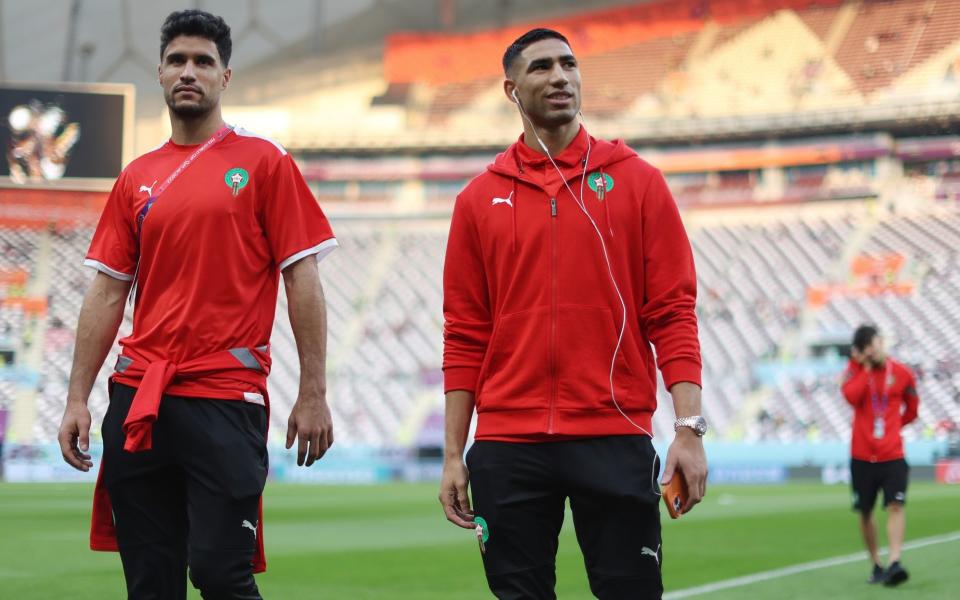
[233,126,287,156]
[278,238,338,270]
[84,259,134,281]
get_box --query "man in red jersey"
[439,28,707,600]
[56,10,337,599]
[843,325,919,588]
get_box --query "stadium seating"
[836,0,960,99]
[0,229,40,274]
[31,228,130,440]
[5,195,959,447]
[758,211,960,442]
[208,0,960,151]
[581,33,698,119]
[5,1,960,448]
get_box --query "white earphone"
[502,90,664,493]
[510,95,653,441]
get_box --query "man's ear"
[504,80,518,104]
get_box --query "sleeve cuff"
[660,359,702,389]
[83,259,134,281]
[278,238,338,270]
[443,365,481,394]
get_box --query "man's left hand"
[286,395,334,467]
[660,428,708,514]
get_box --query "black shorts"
[467,435,663,600]
[102,382,268,600]
[850,458,909,514]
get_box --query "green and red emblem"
[587,172,614,201]
[225,167,250,197]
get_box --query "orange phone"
[662,467,688,519]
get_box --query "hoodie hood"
[443,126,702,441]
[487,125,637,184]
[486,126,638,248]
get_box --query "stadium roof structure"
[0,0,634,116]
[4,0,959,154]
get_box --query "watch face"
[694,417,708,435]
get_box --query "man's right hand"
[58,401,93,472]
[285,395,334,467]
[439,458,474,528]
[851,347,872,369]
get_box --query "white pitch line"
[663,530,960,599]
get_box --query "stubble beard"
[165,91,213,121]
[529,106,578,130]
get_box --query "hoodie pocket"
[556,305,642,410]
[476,307,550,410]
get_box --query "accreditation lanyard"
[128,124,234,303]
[866,361,893,440]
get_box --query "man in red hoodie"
[440,28,707,599]
[842,325,919,587]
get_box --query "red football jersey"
[85,127,337,401]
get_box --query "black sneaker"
[884,561,909,587]
[867,563,885,584]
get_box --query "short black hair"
[852,325,879,351]
[160,10,232,67]
[502,28,571,74]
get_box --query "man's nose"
[180,61,197,80]
[549,64,569,85]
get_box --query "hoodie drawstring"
[601,166,613,238]
[511,179,519,253]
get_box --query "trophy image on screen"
[7,100,81,183]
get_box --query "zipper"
[548,197,558,434]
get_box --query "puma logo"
[641,544,660,565]
[491,192,513,207]
[241,519,257,538]
[139,179,157,196]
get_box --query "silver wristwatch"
[674,416,708,437]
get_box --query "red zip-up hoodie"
[841,358,919,463]
[443,127,701,441]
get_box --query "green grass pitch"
[1,481,958,598]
